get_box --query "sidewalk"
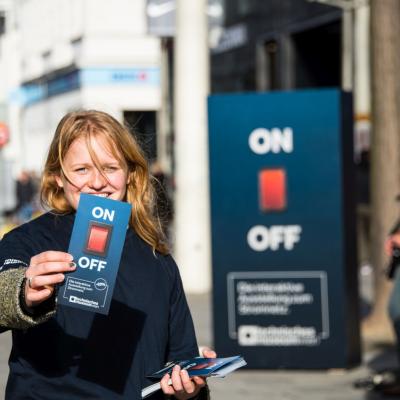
[0,293,396,399]
[187,293,395,400]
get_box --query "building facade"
[210,0,370,158]
[0,0,162,209]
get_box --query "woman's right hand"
[24,251,76,308]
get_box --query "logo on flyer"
[95,278,108,290]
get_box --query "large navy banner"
[208,89,360,368]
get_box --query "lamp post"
[174,0,211,293]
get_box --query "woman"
[0,110,213,399]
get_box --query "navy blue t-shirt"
[0,212,199,399]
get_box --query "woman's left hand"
[160,348,217,400]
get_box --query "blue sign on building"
[10,67,160,106]
[208,89,360,368]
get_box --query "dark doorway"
[123,111,157,161]
[292,20,341,88]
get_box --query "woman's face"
[55,134,129,210]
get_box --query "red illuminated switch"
[259,168,286,211]
[85,222,113,257]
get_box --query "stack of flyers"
[142,355,247,398]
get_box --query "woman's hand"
[160,348,217,400]
[385,233,400,256]
[24,251,76,308]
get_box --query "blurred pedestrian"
[379,222,400,395]
[0,110,214,399]
[15,170,36,222]
[354,218,400,396]
[356,150,371,266]
[0,210,18,239]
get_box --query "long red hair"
[40,110,169,254]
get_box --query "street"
[0,293,394,399]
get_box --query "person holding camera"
[386,224,400,361]
[354,221,400,395]
[365,223,400,396]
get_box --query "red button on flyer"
[85,222,113,256]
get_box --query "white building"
[0,0,162,209]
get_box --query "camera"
[387,246,400,279]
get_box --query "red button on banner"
[258,168,286,211]
[86,223,112,256]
